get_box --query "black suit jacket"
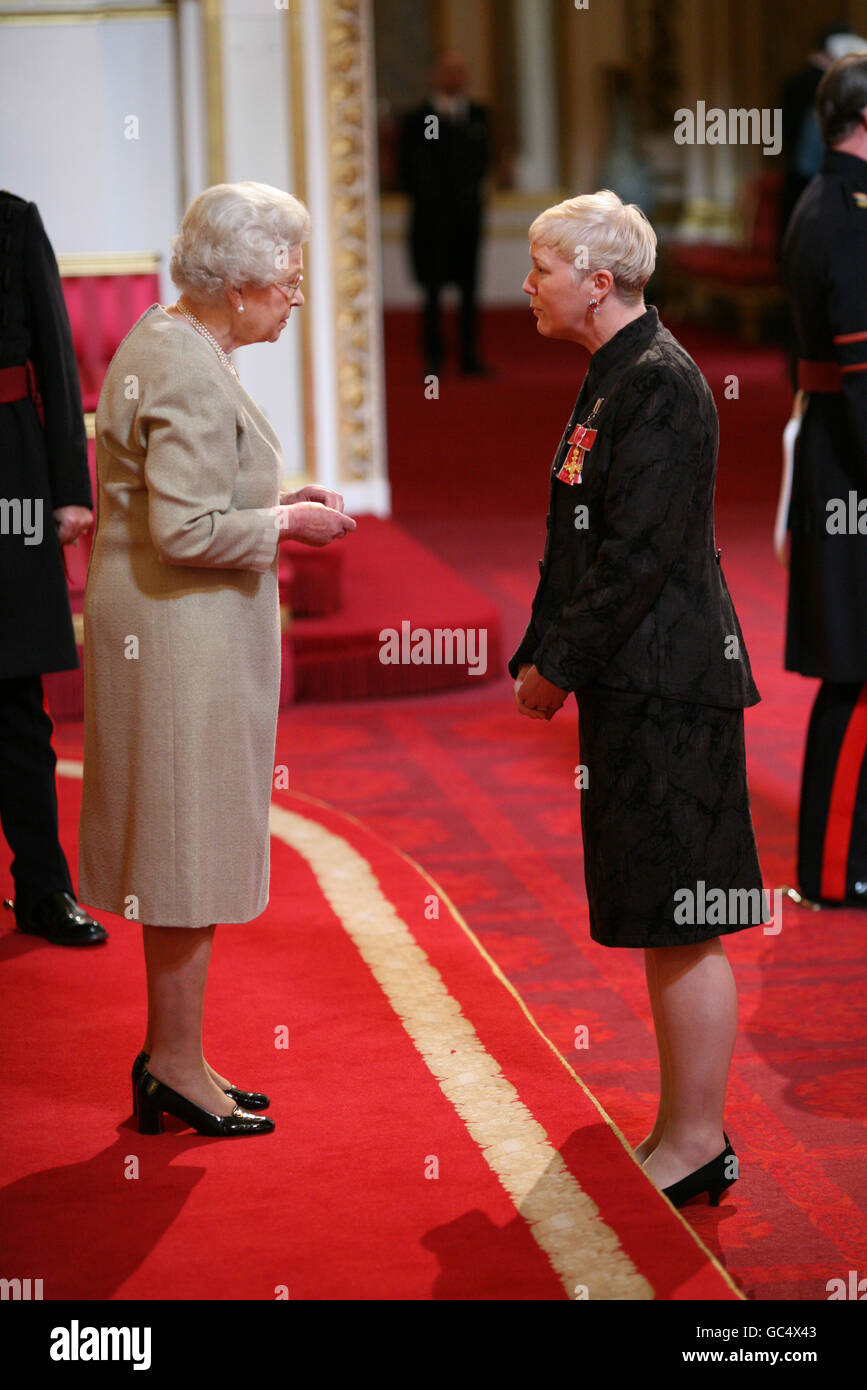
[0,191,91,678]
[509,307,760,709]
[781,149,867,680]
[398,98,490,286]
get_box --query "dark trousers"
[0,674,73,916]
[798,680,867,904]
[421,264,481,370]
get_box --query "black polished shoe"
[663,1138,738,1209]
[12,891,107,946]
[131,1050,270,1116]
[135,1067,275,1137]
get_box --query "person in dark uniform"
[781,55,867,909]
[512,191,765,1208]
[0,191,106,945]
[398,51,491,375]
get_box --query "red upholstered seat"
[667,172,784,337]
[61,272,160,411]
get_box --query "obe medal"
[556,397,602,485]
[557,422,598,485]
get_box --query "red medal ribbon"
[556,424,597,484]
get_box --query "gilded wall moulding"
[325,0,384,483]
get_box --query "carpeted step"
[290,517,502,701]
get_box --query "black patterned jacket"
[508,307,760,708]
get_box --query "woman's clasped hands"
[275,484,356,546]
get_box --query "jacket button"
[715,548,722,563]
[538,560,544,574]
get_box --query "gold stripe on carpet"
[269,802,653,1300]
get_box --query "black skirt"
[576,687,767,948]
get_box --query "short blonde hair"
[529,190,656,303]
[170,181,311,302]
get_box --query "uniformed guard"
[781,54,867,907]
[0,190,107,944]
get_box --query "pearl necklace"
[174,301,239,378]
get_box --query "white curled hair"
[529,190,657,303]
[170,181,311,302]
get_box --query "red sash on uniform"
[0,365,29,403]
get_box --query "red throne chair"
[666,171,784,340]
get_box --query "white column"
[512,0,558,190]
[177,0,208,213]
[217,0,305,490]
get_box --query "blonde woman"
[512,191,764,1207]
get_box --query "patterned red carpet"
[0,774,739,1300]
[1,307,864,1301]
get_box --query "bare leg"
[633,948,671,1163]
[640,937,736,1191]
[141,924,235,1117]
[143,925,235,1093]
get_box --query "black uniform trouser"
[0,674,74,916]
[422,264,480,370]
[798,680,867,904]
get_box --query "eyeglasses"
[274,273,304,299]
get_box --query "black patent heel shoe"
[135,1068,275,1137]
[131,1050,270,1115]
[663,1137,738,1209]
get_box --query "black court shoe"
[663,1137,738,1209]
[131,1050,269,1116]
[135,1068,275,1138]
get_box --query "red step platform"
[289,516,502,701]
[45,516,502,717]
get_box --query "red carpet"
[0,770,735,1300]
[2,307,865,1301]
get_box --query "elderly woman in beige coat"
[79,182,354,1138]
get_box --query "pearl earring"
[237,301,245,314]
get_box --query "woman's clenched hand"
[514,664,568,720]
[53,505,93,545]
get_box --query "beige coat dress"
[79,304,283,926]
